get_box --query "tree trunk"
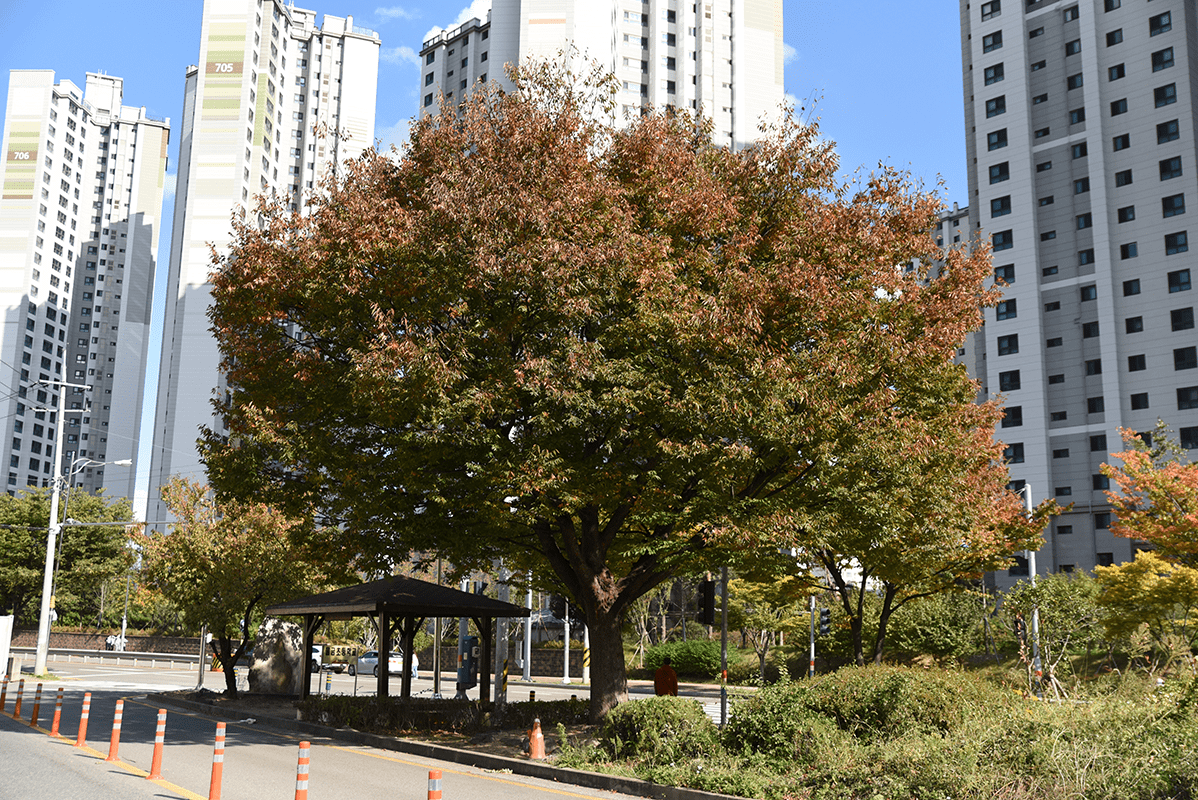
[585,607,627,721]
[871,584,898,665]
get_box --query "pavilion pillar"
[378,606,391,699]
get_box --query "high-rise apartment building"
[0,70,169,501]
[960,0,1198,588]
[419,0,785,148]
[148,0,380,522]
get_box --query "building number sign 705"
[214,63,235,73]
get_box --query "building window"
[1049,373,1065,384]
[1175,347,1198,370]
[1004,443,1024,463]
[1158,120,1180,144]
[1183,428,1198,450]
[983,31,1003,52]
[1121,315,1139,333]
[994,264,1014,283]
[1035,127,1051,139]
[1042,230,1057,241]
[1075,177,1090,193]
[1031,60,1046,72]
[1063,4,1079,21]
[1120,242,1138,259]
[1104,0,1120,10]
[998,334,1019,355]
[1130,394,1150,411]
[425,73,433,86]
[1040,196,1055,207]
[999,370,1021,391]
[1029,27,1044,39]
[1072,143,1089,161]
[985,64,1004,85]
[1110,99,1128,117]
[426,51,435,65]
[1083,321,1100,338]
[1107,29,1123,46]
[1055,486,1073,498]
[1115,170,1133,187]
[990,162,1010,183]
[1156,84,1177,107]
[1124,279,1141,296]
[993,229,1013,251]
[1162,194,1186,218]
[986,96,1006,117]
[1088,396,1105,413]
[1079,249,1096,265]
[1068,73,1084,89]
[1033,93,1048,105]
[1129,354,1147,372]
[1168,269,1192,292]
[1166,234,1189,256]
[1002,406,1022,427]
[996,299,1017,319]
[1152,48,1174,72]
[1172,308,1195,331]
[1070,108,1086,124]
[1065,39,1081,56]
[1047,338,1064,348]
[1178,386,1198,410]
[1037,161,1052,172]
[1113,133,1131,152]
[1117,206,1135,224]
[1094,512,1111,529]
[1009,555,1029,577]
[423,93,433,107]
[992,196,1011,217]
[1045,301,1061,312]
[1108,64,1125,81]
[988,129,1008,150]
[1149,11,1172,36]
[981,0,1001,19]
[1077,212,1092,229]
[1086,360,1103,376]
[1081,285,1098,301]
[1053,450,1070,460]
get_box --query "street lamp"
[33,453,132,675]
[1018,484,1045,697]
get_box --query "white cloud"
[162,171,178,204]
[375,117,412,152]
[374,5,418,22]
[783,42,798,65]
[423,0,492,41]
[380,45,421,68]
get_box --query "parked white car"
[349,650,419,678]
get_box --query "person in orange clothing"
[654,656,679,696]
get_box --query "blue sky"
[0,0,967,515]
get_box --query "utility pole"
[719,566,728,727]
[1022,485,1044,697]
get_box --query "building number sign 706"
[11,151,32,160]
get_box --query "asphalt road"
[0,662,657,800]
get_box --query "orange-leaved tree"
[1102,423,1198,566]
[201,60,1040,719]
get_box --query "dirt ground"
[164,690,598,761]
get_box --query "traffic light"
[698,580,717,626]
[818,607,831,636]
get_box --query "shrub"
[644,640,722,678]
[600,696,720,761]
[295,696,587,734]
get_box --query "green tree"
[1095,550,1198,659]
[138,478,330,697]
[0,487,133,626]
[1004,572,1102,697]
[201,61,1033,720]
[1102,424,1198,566]
[727,573,810,681]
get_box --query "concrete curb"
[147,693,739,800]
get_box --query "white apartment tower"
[961,0,1198,588]
[419,0,785,148]
[0,70,169,501]
[148,0,380,522]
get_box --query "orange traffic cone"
[529,718,545,760]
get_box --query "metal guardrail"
[8,646,203,670]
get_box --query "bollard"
[529,718,546,760]
[294,740,311,800]
[0,675,7,712]
[324,671,332,696]
[30,683,43,728]
[529,689,535,702]
[105,699,124,762]
[74,692,92,747]
[12,679,24,719]
[50,687,64,736]
[428,769,443,800]
[570,694,577,702]
[147,709,167,780]
[209,722,226,800]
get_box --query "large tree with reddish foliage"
[201,62,1034,719]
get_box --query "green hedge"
[600,696,719,761]
[295,695,587,735]
[644,640,722,678]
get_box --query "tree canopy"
[1102,424,1198,566]
[0,487,133,626]
[138,478,334,696]
[201,62,1038,718]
